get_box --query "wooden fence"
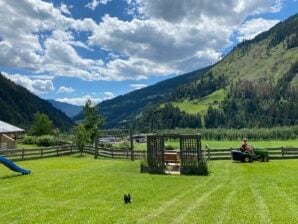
[1,144,297,162]
[204,146,298,160]
[85,146,298,160]
[0,144,78,161]
[84,146,146,160]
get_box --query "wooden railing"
[84,146,146,160]
[0,144,78,161]
[204,146,298,160]
[1,144,297,162]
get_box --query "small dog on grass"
[124,193,131,204]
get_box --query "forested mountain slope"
[0,73,74,130]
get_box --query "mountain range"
[48,100,83,118]
[75,13,298,130]
[1,13,297,131]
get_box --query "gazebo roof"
[0,120,25,134]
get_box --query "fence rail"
[0,144,78,161]
[1,145,297,162]
[84,145,146,160]
[204,146,298,160]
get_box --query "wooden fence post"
[41,147,43,158]
[94,140,98,159]
[230,147,233,159]
[22,148,25,160]
[205,145,211,160]
[281,146,284,158]
[57,147,59,156]
[112,148,114,159]
[130,128,134,161]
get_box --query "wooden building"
[0,120,24,149]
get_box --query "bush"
[165,144,175,150]
[22,135,37,145]
[180,159,209,176]
[197,159,209,176]
[36,135,55,147]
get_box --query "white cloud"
[57,86,75,94]
[56,95,102,106]
[130,83,148,90]
[89,0,283,77]
[85,0,112,10]
[0,0,284,84]
[104,91,115,99]
[60,3,71,15]
[2,72,55,94]
[237,18,280,41]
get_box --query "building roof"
[0,120,25,134]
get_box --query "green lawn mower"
[231,148,269,162]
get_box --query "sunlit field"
[1,155,297,223]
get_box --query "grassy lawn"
[0,155,297,223]
[16,143,40,149]
[171,89,226,116]
[133,139,298,150]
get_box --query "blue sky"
[0,0,297,105]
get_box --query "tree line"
[132,103,202,132]
[204,64,298,128]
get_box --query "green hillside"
[0,73,74,130]
[74,66,211,127]
[74,13,297,130]
[134,13,298,131]
[171,89,226,115]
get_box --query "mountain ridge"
[0,73,74,130]
[48,100,83,118]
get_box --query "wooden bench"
[165,152,179,164]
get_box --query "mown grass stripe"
[251,184,272,224]
[173,182,226,224]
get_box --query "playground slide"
[0,156,31,175]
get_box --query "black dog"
[124,193,131,204]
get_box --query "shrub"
[165,144,175,150]
[197,159,209,176]
[180,158,209,176]
[36,135,55,147]
[22,135,37,145]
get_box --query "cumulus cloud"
[0,0,283,84]
[89,0,283,76]
[56,95,102,106]
[60,3,71,15]
[85,0,112,10]
[130,83,148,90]
[57,86,75,94]
[2,72,55,94]
[237,18,280,41]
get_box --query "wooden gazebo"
[145,133,203,175]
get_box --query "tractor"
[231,148,269,162]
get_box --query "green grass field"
[171,89,226,115]
[0,155,297,223]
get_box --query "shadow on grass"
[0,174,23,180]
